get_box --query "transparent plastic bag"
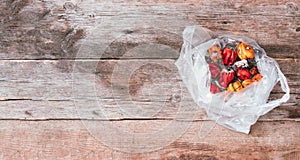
[175,26,290,134]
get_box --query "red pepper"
[237,69,251,80]
[210,84,221,94]
[208,63,221,79]
[250,66,258,75]
[219,69,235,88]
[222,48,238,65]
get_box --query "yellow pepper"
[227,81,243,92]
[237,42,255,60]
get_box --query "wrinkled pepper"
[237,42,255,60]
[210,84,221,94]
[234,59,248,69]
[208,45,222,63]
[222,48,238,65]
[227,81,243,92]
[242,79,254,88]
[252,73,263,81]
[237,69,251,80]
[250,66,258,75]
[208,63,221,79]
[219,69,235,88]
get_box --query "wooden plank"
[0,94,298,120]
[0,120,299,159]
[0,59,298,98]
[0,0,299,59]
[0,59,298,120]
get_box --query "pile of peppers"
[206,42,263,94]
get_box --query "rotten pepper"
[219,69,235,88]
[206,41,262,94]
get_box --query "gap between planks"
[0,118,298,122]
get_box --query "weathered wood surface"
[0,120,299,159]
[0,0,299,159]
[1,0,299,60]
[0,59,299,120]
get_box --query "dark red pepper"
[237,69,251,80]
[250,66,258,75]
[210,84,221,94]
[222,48,238,65]
[219,69,235,88]
[208,63,221,79]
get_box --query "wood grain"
[0,120,299,160]
[0,0,299,59]
[0,59,298,120]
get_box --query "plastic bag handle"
[182,26,214,49]
[259,64,290,112]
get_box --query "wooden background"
[0,0,299,159]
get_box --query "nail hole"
[123,29,134,34]
[25,111,32,116]
[296,27,300,32]
[222,21,228,24]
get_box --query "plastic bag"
[175,26,290,134]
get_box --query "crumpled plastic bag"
[175,26,290,134]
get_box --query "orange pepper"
[242,79,254,88]
[237,42,255,60]
[252,73,263,81]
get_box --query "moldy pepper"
[208,45,222,63]
[234,59,248,69]
[206,41,263,94]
